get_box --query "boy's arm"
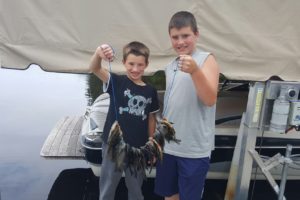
[148,112,156,138]
[89,45,114,83]
[191,54,219,106]
[148,112,158,164]
[179,54,219,106]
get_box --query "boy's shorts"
[154,153,209,200]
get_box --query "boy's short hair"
[123,41,150,64]
[168,11,198,34]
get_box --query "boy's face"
[123,54,148,82]
[169,26,199,55]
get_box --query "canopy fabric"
[1,0,300,81]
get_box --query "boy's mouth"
[177,48,187,54]
[129,72,141,78]
[177,45,188,51]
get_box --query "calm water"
[0,66,162,200]
[1,66,299,200]
[0,66,90,200]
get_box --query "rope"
[162,59,178,117]
[108,61,119,122]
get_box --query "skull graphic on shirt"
[119,89,152,120]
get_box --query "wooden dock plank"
[58,134,72,156]
[40,117,68,156]
[40,116,84,159]
[48,118,71,156]
[76,125,85,157]
[57,116,80,156]
[68,134,81,156]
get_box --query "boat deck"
[40,116,85,159]
[40,114,240,160]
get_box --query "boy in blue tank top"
[154,11,220,200]
[89,41,160,200]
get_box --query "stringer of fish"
[107,119,180,176]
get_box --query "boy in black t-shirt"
[89,41,159,200]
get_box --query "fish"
[127,146,146,178]
[106,118,180,175]
[155,118,181,144]
[107,121,127,171]
[140,140,158,173]
[145,118,180,162]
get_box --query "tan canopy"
[1,0,300,81]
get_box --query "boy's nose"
[132,65,139,71]
[177,36,185,44]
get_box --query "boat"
[80,81,300,180]
[2,1,300,198]
[80,93,109,176]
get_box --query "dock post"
[224,115,259,200]
[278,144,292,200]
[224,82,265,200]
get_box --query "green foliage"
[85,74,103,105]
[143,71,166,90]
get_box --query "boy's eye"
[172,34,189,40]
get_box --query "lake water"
[0,66,90,200]
[0,66,164,200]
[1,66,299,200]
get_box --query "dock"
[40,90,241,160]
[40,114,239,159]
[40,116,85,159]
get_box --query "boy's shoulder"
[193,50,211,64]
[194,49,211,56]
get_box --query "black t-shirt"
[102,73,159,147]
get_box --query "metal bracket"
[248,149,286,200]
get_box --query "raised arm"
[179,54,220,106]
[89,44,114,83]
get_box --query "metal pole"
[278,144,292,200]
